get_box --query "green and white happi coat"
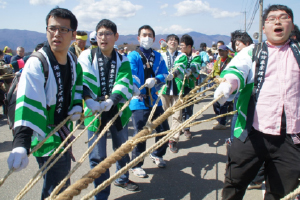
[220,44,256,140]
[14,49,83,157]
[78,49,133,132]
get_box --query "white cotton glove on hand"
[68,105,82,121]
[7,147,29,172]
[186,68,192,76]
[166,73,174,81]
[133,84,140,96]
[85,99,103,113]
[214,82,232,105]
[145,78,156,88]
[102,99,114,112]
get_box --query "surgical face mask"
[140,37,153,50]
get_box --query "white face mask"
[140,37,153,50]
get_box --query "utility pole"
[259,0,263,43]
[241,11,246,32]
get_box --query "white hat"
[114,45,118,49]
[89,31,97,43]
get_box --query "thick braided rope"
[0,113,81,188]
[178,74,187,100]
[81,94,225,199]
[173,88,217,112]
[147,84,166,123]
[54,101,181,199]
[15,112,96,200]
[134,110,238,143]
[47,100,131,199]
[86,83,147,144]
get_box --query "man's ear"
[72,31,76,41]
[115,33,119,42]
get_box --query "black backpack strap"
[30,52,49,88]
[118,52,123,62]
[68,51,78,65]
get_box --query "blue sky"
[1,0,300,41]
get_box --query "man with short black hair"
[179,34,202,140]
[127,25,170,177]
[215,4,300,199]
[78,18,138,199]
[7,7,83,199]
[161,34,183,153]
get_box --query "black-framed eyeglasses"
[46,26,74,34]
[97,31,114,38]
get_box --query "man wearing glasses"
[160,34,186,153]
[214,5,300,199]
[78,19,138,200]
[7,8,83,199]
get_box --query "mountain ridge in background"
[0,29,231,53]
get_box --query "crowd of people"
[1,3,300,200]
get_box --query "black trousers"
[222,128,300,200]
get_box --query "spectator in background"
[114,44,118,51]
[231,30,254,53]
[290,24,300,41]
[3,46,12,64]
[212,45,232,130]
[88,31,98,49]
[69,30,88,57]
[161,34,183,153]
[216,41,225,60]
[10,43,45,72]
[118,47,127,56]
[198,43,209,95]
[229,30,253,142]
[10,47,25,62]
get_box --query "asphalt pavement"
[0,96,264,200]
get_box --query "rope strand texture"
[81,94,225,200]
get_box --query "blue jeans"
[213,101,230,125]
[88,124,130,200]
[230,93,240,140]
[198,74,207,94]
[36,152,71,200]
[131,106,169,168]
[182,87,193,131]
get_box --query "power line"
[246,0,259,31]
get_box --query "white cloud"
[154,25,193,34]
[160,11,167,16]
[174,0,240,18]
[160,3,168,9]
[29,0,65,5]
[73,0,143,31]
[0,0,7,8]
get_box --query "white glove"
[186,68,192,76]
[102,99,114,112]
[68,105,82,121]
[214,82,232,105]
[85,99,103,113]
[145,78,156,88]
[133,84,140,96]
[166,73,174,81]
[7,147,29,172]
